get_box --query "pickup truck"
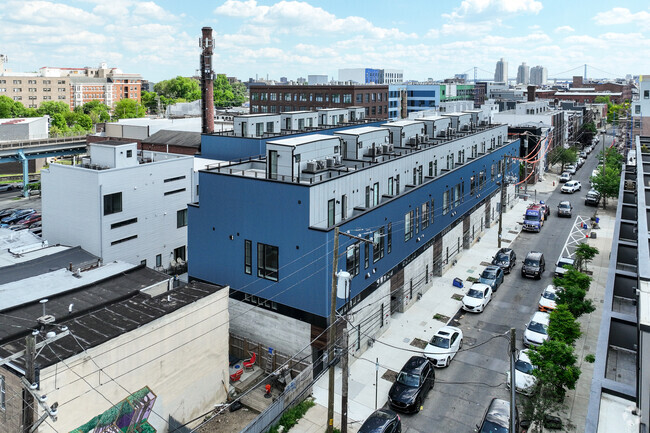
[523,204,545,232]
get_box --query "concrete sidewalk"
[293,172,610,433]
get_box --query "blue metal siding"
[188,140,520,321]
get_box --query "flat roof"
[281,111,315,115]
[268,133,336,147]
[418,115,449,121]
[95,139,135,147]
[383,120,423,127]
[560,92,622,96]
[0,228,47,262]
[441,112,471,117]
[0,246,97,285]
[318,108,347,112]
[141,129,201,149]
[335,126,388,136]
[0,279,223,370]
[597,393,638,433]
[236,113,280,118]
[0,117,47,125]
[463,109,483,113]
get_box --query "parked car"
[0,183,19,192]
[557,201,572,217]
[461,283,493,313]
[523,311,550,347]
[566,164,577,175]
[387,356,435,413]
[9,223,30,231]
[522,204,545,232]
[358,409,401,433]
[424,326,463,368]
[577,157,585,167]
[0,208,16,219]
[0,209,35,225]
[506,349,537,395]
[538,285,558,312]
[479,265,504,292]
[29,221,42,236]
[491,248,517,274]
[559,172,571,183]
[585,189,601,206]
[476,398,518,433]
[538,201,550,219]
[554,256,575,277]
[16,213,41,226]
[521,251,545,279]
[580,151,587,159]
[561,180,581,193]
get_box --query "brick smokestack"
[200,27,215,138]
[527,85,536,102]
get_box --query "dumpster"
[453,277,464,288]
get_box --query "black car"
[521,251,545,279]
[0,208,16,219]
[387,356,435,413]
[476,398,518,433]
[358,409,401,433]
[491,248,517,274]
[1,209,35,225]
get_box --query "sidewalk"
[293,175,570,433]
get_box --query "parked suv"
[387,356,435,413]
[521,251,545,279]
[585,189,601,206]
[476,398,518,433]
[491,248,517,274]
[358,409,401,433]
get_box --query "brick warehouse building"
[249,84,389,119]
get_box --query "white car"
[566,165,577,175]
[506,349,537,395]
[523,311,550,347]
[0,183,21,192]
[559,172,571,183]
[461,283,492,313]
[538,285,558,312]
[561,180,581,193]
[424,326,463,367]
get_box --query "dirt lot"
[196,405,259,433]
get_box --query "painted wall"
[37,288,229,433]
[188,138,520,321]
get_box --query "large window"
[174,246,186,261]
[470,175,476,195]
[364,237,370,269]
[103,192,122,215]
[405,211,414,241]
[244,240,252,275]
[328,199,335,227]
[257,243,279,281]
[346,243,360,276]
[443,190,450,215]
[430,199,435,224]
[422,202,429,229]
[387,223,392,253]
[177,209,188,228]
[373,227,385,263]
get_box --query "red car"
[17,213,41,226]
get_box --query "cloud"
[3,0,100,25]
[132,2,177,21]
[443,0,542,20]
[593,7,650,25]
[554,25,574,33]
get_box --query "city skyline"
[0,0,649,83]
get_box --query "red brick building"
[249,84,389,119]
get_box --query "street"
[399,136,612,433]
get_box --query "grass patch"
[585,354,595,363]
[267,398,315,433]
[451,294,464,301]
[433,313,450,322]
[466,276,479,283]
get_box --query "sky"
[0,0,649,83]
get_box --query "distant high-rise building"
[296,77,306,84]
[494,58,508,83]
[530,66,548,86]
[308,74,328,85]
[280,76,288,83]
[338,68,403,84]
[517,63,530,85]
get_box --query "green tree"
[231,81,248,105]
[214,74,235,107]
[37,101,70,117]
[76,100,110,124]
[0,95,38,118]
[113,99,146,119]
[548,305,581,345]
[578,121,597,147]
[141,90,160,114]
[574,243,599,272]
[590,165,621,209]
[153,76,201,101]
[549,146,577,173]
[554,268,595,318]
[51,112,69,131]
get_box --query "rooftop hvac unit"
[388,144,394,152]
[625,180,636,191]
[326,157,336,167]
[408,137,417,145]
[382,144,390,154]
[306,161,317,172]
[37,315,56,325]
[316,159,326,170]
[423,134,429,142]
[333,155,341,164]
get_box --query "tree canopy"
[113,99,146,119]
[153,76,201,101]
[549,146,577,172]
[547,305,581,346]
[0,95,38,118]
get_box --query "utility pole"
[497,154,508,248]
[326,227,340,433]
[509,328,517,433]
[341,326,349,433]
[23,334,35,433]
[523,134,529,195]
[601,129,607,208]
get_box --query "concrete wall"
[37,288,229,433]
[0,367,23,432]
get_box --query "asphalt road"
[399,134,613,433]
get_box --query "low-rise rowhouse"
[188,116,519,371]
[42,140,195,272]
[0,259,228,433]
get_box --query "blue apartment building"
[189,113,519,366]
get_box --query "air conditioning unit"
[382,144,390,153]
[408,137,417,145]
[306,161,317,171]
[625,180,636,191]
[316,159,326,170]
[423,134,429,141]
[326,157,336,167]
[333,155,341,164]
[388,144,394,152]
[37,315,56,325]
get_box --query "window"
[405,210,414,241]
[244,240,252,274]
[373,227,385,262]
[164,188,186,196]
[164,175,187,183]
[341,195,347,219]
[422,202,429,229]
[645,90,649,99]
[387,223,392,253]
[388,177,394,195]
[479,170,486,189]
[470,175,476,195]
[111,217,137,229]
[327,199,335,227]
[174,246,186,261]
[346,243,360,276]
[429,161,433,177]
[395,174,400,194]
[126,149,132,158]
[443,190,450,215]
[103,192,122,215]
[111,234,137,246]
[266,121,274,133]
[177,209,188,228]
[13,80,21,84]
[454,184,461,207]
[156,254,162,267]
[365,185,371,208]
[257,243,279,281]
[430,199,434,224]
[364,237,370,269]
[373,182,379,206]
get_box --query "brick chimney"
[200,27,215,138]
[527,85,536,102]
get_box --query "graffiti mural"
[70,386,157,433]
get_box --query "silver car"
[557,201,572,217]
